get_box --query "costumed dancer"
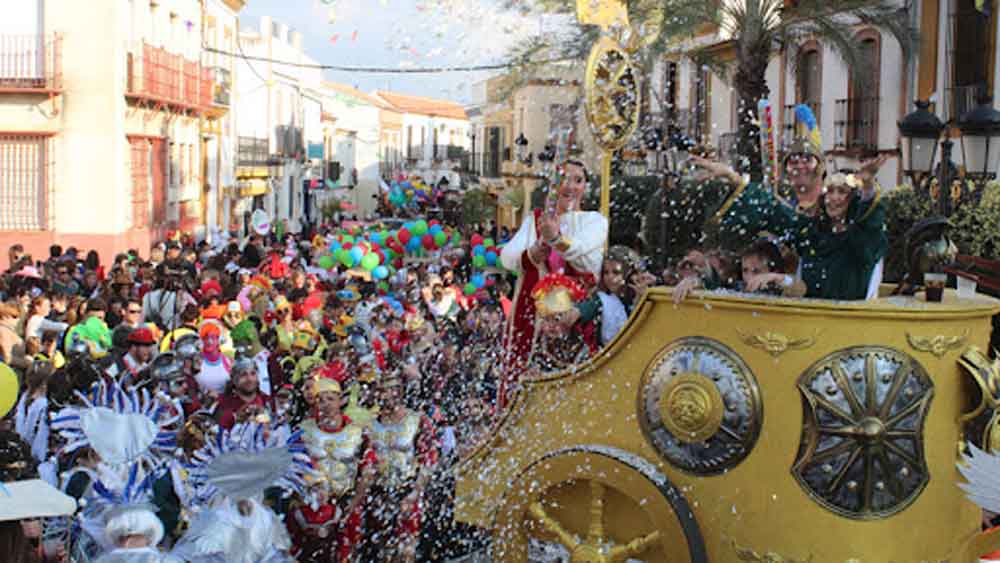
[194,322,231,398]
[84,464,183,563]
[498,159,607,405]
[361,374,438,563]
[294,366,376,562]
[170,422,311,563]
[51,380,181,561]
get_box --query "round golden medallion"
[658,373,724,444]
[584,36,641,152]
[639,337,762,476]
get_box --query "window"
[691,64,711,142]
[0,134,50,231]
[948,0,993,120]
[130,138,151,229]
[837,33,881,152]
[797,46,822,110]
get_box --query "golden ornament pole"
[599,152,612,219]
[578,0,639,223]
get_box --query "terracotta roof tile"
[372,90,468,120]
[323,81,386,108]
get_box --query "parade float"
[454,1,1000,561]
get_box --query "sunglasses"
[127,308,141,314]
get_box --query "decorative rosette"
[185,423,314,506]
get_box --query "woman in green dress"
[688,154,889,301]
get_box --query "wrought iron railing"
[125,42,213,108]
[0,34,61,91]
[237,136,269,166]
[834,97,879,152]
[0,133,53,230]
[946,84,986,123]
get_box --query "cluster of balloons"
[388,180,435,208]
[469,233,501,270]
[315,219,463,280]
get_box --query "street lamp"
[958,97,1000,200]
[898,100,944,182]
[898,100,955,216]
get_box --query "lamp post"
[957,97,1000,203]
[898,100,951,215]
[900,98,1000,215]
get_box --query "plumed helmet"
[149,352,184,382]
[173,334,202,361]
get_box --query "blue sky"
[238,0,549,103]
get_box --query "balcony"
[407,144,425,160]
[125,42,213,113]
[783,102,822,150]
[274,125,304,158]
[946,84,986,123]
[0,34,62,93]
[834,97,879,153]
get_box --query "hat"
[248,275,272,293]
[336,286,362,303]
[314,362,343,395]
[173,334,202,360]
[273,295,292,312]
[226,301,243,315]
[531,274,586,316]
[0,480,77,522]
[127,326,157,346]
[149,352,184,382]
[824,172,863,190]
[782,104,825,174]
[13,265,42,279]
[200,279,223,298]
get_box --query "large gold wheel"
[491,446,706,563]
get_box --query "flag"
[329,34,339,44]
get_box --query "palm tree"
[507,0,918,180]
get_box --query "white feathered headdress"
[51,380,181,471]
[958,443,1000,513]
[185,422,314,506]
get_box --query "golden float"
[455,288,1000,562]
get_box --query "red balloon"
[429,219,440,227]
[470,234,484,247]
[342,242,353,250]
[375,250,385,264]
[397,229,412,244]
[421,233,435,250]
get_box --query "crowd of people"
[0,112,899,562]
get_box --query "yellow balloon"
[0,363,19,418]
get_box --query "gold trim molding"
[736,329,817,357]
[905,330,969,357]
[732,539,813,562]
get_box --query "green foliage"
[881,185,934,282]
[642,178,730,271]
[949,181,1000,261]
[881,182,1000,281]
[461,188,496,226]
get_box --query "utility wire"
[204,45,571,74]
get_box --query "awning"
[238,179,270,197]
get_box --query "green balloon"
[378,281,390,292]
[318,255,335,270]
[343,235,355,244]
[361,253,379,272]
[473,255,487,268]
[413,220,429,236]
[463,282,477,295]
[434,231,448,246]
[339,251,353,267]
[483,238,495,248]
